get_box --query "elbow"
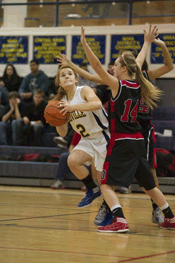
[97,101,102,110]
[166,65,174,73]
[170,65,174,71]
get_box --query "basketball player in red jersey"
[121,42,173,226]
[80,25,175,232]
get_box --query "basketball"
[44,100,70,127]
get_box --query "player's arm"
[57,86,102,114]
[136,25,158,69]
[56,122,68,137]
[147,39,174,80]
[57,54,106,85]
[78,86,102,111]
[81,26,119,95]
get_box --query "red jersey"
[108,79,141,135]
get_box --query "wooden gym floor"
[0,186,175,263]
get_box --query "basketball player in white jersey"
[54,65,110,208]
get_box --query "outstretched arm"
[80,26,119,95]
[147,38,174,80]
[136,25,158,69]
[57,54,105,84]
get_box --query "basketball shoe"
[97,212,114,226]
[78,187,102,208]
[51,179,65,189]
[53,136,68,149]
[151,207,164,225]
[94,203,114,226]
[160,216,175,230]
[119,185,132,194]
[98,217,129,233]
[81,185,87,191]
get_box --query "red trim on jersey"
[111,100,115,112]
[153,148,157,168]
[151,125,157,168]
[101,133,116,184]
[101,161,109,185]
[121,80,140,89]
[156,148,170,155]
[111,131,144,141]
[151,124,156,143]
[106,136,116,157]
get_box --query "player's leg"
[94,169,114,226]
[68,149,101,208]
[68,149,92,180]
[145,126,164,224]
[150,166,164,224]
[91,135,114,226]
[97,137,142,228]
[98,184,129,233]
[151,166,159,188]
[97,139,136,233]
[142,186,175,230]
[94,199,114,226]
[136,155,175,230]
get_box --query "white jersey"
[63,86,109,139]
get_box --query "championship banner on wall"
[33,36,66,64]
[0,36,28,64]
[151,33,175,64]
[110,34,144,62]
[72,35,106,64]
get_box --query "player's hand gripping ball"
[44,100,70,126]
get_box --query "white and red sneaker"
[160,216,175,230]
[98,217,129,233]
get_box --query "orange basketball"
[44,100,70,127]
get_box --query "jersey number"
[76,124,90,137]
[121,99,139,122]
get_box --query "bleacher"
[0,145,83,189]
[0,106,175,194]
[152,107,175,152]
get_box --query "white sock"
[160,202,169,211]
[111,204,121,211]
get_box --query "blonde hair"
[53,65,78,101]
[119,54,162,109]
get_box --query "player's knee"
[67,155,79,169]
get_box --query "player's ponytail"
[120,54,162,110]
[135,67,162,109]
[54,86,67,101]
